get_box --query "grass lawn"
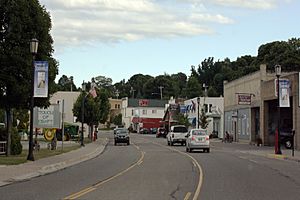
[0,138,91,165]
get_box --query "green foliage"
[10,128,22,155]
[0,0,58,110]
[182,76,202,99]
[173,113,190,128]
[73,88,110,126]
[57,75,77,91]
[112,113,122,126]
[90,38,300,100]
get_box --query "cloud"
[39,0,283,49]
[209,0,278,9]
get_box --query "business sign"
[33,105,61,128]
[34,61,48,98]
[139,99,149,106]
[238,94,252,105]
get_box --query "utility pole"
[115,89,120,99]
[159,86,164,100]
[130,87,135,98]
[203,83,208,97]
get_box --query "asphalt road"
[1,131,300,200]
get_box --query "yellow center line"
[184,192,192,200]
[64,187,95,200]
[152,141,204,200]
[64,144,144,200]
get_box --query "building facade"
[121,98,168,131]
[184,97,224,138]
[224,64,299,149]
[50,91,80,124]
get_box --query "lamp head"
[30,38,39,55]
[275,64,281,76]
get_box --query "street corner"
[267,154,286,160]
[266,153,300,162]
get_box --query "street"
[1,131,300,200]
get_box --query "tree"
[0,0,58,155]
[127,74,153,98]
[199,108,210,129]
[73,88,110,133]
[112,113,122,126]
[173,113,190,128]
[183,76,202,99]
[57,75,77,91]
[255,39,300,71]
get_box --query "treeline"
[57,38,300,100]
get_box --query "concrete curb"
[0,138,108,187]
[239,150,300,163]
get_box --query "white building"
[50,91,80,124]
[184,97,224,138]
[121,97,168,131]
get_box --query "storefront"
[224,64,300,149]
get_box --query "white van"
[167,125,188,146]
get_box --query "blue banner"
[34,61,48,98]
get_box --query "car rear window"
[117,129,128,134]
[173,126,188,133]
[192,130,207,136]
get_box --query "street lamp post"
[197,97,200,129]
[81,81,86,147]
[159,86,164,100]
[275,65,282,155]
[27,38,38,161]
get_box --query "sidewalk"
[212,138,300,163]
[239,146,300,163]
[0,138,108,187]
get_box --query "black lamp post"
[81,81,86,147]
[197,97,200,129]
[27,38,38,161]
[275,64,282,155]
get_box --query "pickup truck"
[167,125,188,146]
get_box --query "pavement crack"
[170,184,180,200]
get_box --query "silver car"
[186,129,210,153]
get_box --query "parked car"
[280,128,294,149]
[167,125,188,146]
[150,128,158,134]
[114,128,130,145]
[186,129,210,153]
[269,128,294,149]
[140,128,150,134]
[156,127,167,138]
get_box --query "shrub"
[11,128,22,155]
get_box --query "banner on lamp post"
[34,61,48,98]
[278,79,290,107]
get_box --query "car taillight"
[192,136,195,141]
[206,136,209,141]
[172,134,174,138]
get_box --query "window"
[152,110,157,114]
[204,104,208,113]
[118,104,120,109]
[132,109,134,116]
[142,110,147,115]
[115,104,118,109]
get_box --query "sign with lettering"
[33,105,61,128]
[139,99,149,106]
[238,94,252,105]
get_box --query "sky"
[39,0,300,87]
